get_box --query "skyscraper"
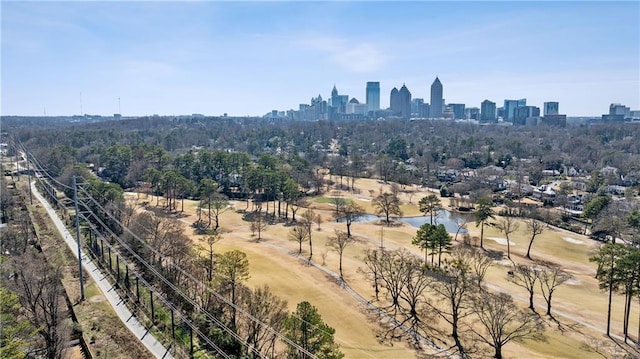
[544,102,559,116]
[481,100,497,122]
[503,98,526,122]
[390,87,400,115]
[513,106,540,126]
[430,77,443,118]
[398,84,412,118]
[448,103,465,120]
[366,82,380,112]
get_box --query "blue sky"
[2,1,638,117]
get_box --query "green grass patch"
[315,196,353,204]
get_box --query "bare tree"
[397,255,434,347]
[239,285,288,358]
[454,216,470,242]
[10,252,71,359]
[300,209,315,260]
[537,264,571,318]
[428,247,478,358]
[289,223,310,255]
[469,248,493,289]
[314,214,323,231]
[508,264,539,312]
[288,197,308,223]
[327,230,354,279]
[336,201,365,237]
[525,218,546,260]
[330,193,346,221]
[470,291,544,359]
[373,191,402,225]
[494,215,519,260]
[250,210,267,242]
[362,249,382,301]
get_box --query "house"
[542,169,561,176]
[570,180,587,191]
[605,185,626,196]
[532,185,556,201]
[601,166,619,176]
[565,194,584,213]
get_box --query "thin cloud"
[302,36,389,73]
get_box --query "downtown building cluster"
[266,77,639,126]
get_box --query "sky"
[1,1,639,117]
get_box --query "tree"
[455,244,493,289]
[537,263,571,318]
[329,194,346,222]
[525,217,545,260]
[288,196,308,223]
[386,136,409,162]
[199,178,221,229]
[208,192,230,231]
[327,230,354,279]
[413,223,435,265]
[470,291,544,359]
[240,285,288,358]
[583,195,610,234]
[494,215,519,260]
[203,231,222,282]
[215,250,250,334]
[250,206,267,242]
[475,197,495,250]
[617,246,640,342]
[284,301,344,359]
[428,247,477,357]
[289,223,310,255]
[314,214,323,231]
[418,194,442,225]
[336,202,364,237]
[453,216,470,242]
[300,209,315,260]
[0,287,33,359]
[362,249,382,301]
[508,264,538,312]
[413,223,452,267]
[586,170,606,193]
[9,252,71,359]
[373,191,402,225]
[590,242,627,336]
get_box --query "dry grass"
[128,178,640,359]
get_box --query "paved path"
[32,182,174,359]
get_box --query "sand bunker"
[487,237,515,246]
[566,278,582,286]
[563,237,584,245]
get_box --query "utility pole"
[27,153,32,205]
[73,176,85,301]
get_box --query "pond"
[350,210,472,233]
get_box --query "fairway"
[129,177,639,358]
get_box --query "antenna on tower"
[118,97,121,114]
[80,92,83,116]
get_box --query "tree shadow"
[484,248,504,260]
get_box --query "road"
[32,181,174,359]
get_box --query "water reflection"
[352,210,471,233]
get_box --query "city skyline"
[2,1,638,117]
